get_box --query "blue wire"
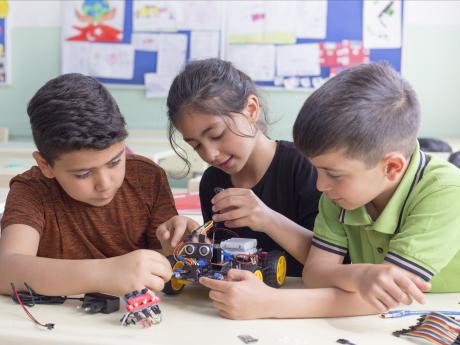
[381,309,460,318]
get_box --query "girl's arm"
[262,209,312,264]
[211,188,312,263]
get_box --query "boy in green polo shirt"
[199,62,460,320]
[293,62,460,311]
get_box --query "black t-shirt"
[199,140,321,276]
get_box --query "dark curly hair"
[27,73,127,165]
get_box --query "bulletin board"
[61,0,403,94]
[225,0,404,90]
[61,0,223,95]
[0,0,9,85]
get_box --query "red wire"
[11,283,54,330]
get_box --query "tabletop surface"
[0,278,459,345]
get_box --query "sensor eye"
[199,245,211,257]
[184,244,195,255]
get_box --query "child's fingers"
[384,281,412,305]
[412,276,431,292]
[149,261,173,282]
[222,219,247,229]
[209,290,229,305]
[145,275,166,292]
[397,276,425,304]
[211,188,246,204]
[199,276,229,292]
[170,218,188,247]
[218,309,233,320]
[186,218,200,231]
[213,208,246,223]
[372,297,390,313]
[156,225,171,241]
[212,195,247,213]
[374,288,399,310]
[226,268,254,282]
[212,300,229,312]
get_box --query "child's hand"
[199,269,274,320]
[156,216,200,254]
[357,264,431,312]
[211,188,274,231]
[101,249,173,296]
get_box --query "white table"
[0,279,458,345]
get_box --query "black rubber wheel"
[263,250,287,288]
[240,264,264,281]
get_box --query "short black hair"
[27,73,127,165]
[293,62,420,167]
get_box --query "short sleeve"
[312,195,348,257]
[147,168,178,249]
[1,178,45,235]
[385,186,460,282]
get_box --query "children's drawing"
[132,0,178,32]
[63,0,124,42]
[363,0,402,49]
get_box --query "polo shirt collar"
[339,142,428,234]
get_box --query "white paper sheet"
[132,33,161,51]
[295,1,328,39]
[190,31,220,61]
[176,1,223,31]
[227,1,296,44]
[62,0,125,42]
[132,0,178,32]
[88,43,135,79]
[156,33,187,76]
[276,44,321,77]
[64,41,135,80]
[62,41,90,75]
[227,45,275,81]
[363,0,402,49]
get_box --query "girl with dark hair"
[157,58,320,278]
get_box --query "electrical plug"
[81,293,120,314]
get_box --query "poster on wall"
[62,0,125,42]
[61,1,402,93]
[0,0,9,84]
[62,0,135,80]
[363,0,402,48]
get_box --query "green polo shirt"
[312,144,460,292]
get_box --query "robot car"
[163,221,287,295]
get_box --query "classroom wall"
[0,1,459,140]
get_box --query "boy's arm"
[0,224,172,296]
[302,245,347,288]
[200,269,382,319]
[303,246,430,310]
[0,224,102,295]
